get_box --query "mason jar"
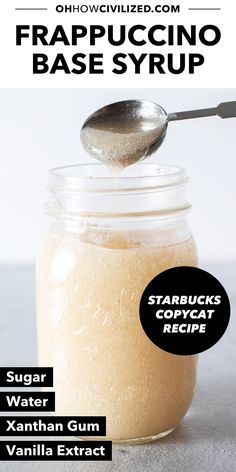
[36,163,198,444]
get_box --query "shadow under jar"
[36,163,198,444]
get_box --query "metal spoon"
[81,100,236,167]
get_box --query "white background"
[0,88,235,264]
[0,0,236,87]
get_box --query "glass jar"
[36,163,198,444]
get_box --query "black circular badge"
[139,267,230,355]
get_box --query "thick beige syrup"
[80,117,165,173]
[37,230,197,441]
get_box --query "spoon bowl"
[80,100,168,168]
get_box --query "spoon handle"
[168,101,236,122]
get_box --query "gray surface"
[0,262,235,472]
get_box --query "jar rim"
[47,163,190,221]
[49,163,187,193]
